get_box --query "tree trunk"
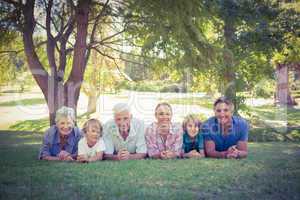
[275,63,296,106]
[64,0,91,112]
[87,94,98,114]
[223,18,237,112]
[22,0,91,125]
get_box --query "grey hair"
[113,103,131,115]
[55,106,75,124]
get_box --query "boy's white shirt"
[78,137,106,158]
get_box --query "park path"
[0,88,213,129]
[1,87,285,129]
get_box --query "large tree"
[126,0,299,111]
[0,0,132,124]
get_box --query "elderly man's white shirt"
[103,118,147,154]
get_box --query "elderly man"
[103,103,147,160]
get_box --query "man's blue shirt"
[201,116,249,152]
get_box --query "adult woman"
[145,103,183,159]
[201,97,249,159]
[39,106,82,161]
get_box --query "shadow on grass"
[9,118,50,132]
[0,98,45,107]
[0,130,43,145]
[0,89,27,93]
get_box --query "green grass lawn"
[0,98,45,107]
[9,112,92,132]
[0,131,299,200]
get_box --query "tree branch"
[84,0,110,67]
[0,40,47,55]
[2,0,21,7]
[22,0,49,101]
[92,46,141,80]
[57,0,76,76]
[45,0,58,75]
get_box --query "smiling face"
[186,120,199,138]
[155,104,172,125]
[214,102,232,126]
[56,116,74,137]
[85,127,100,147]
[114,111,132,133]
[155,104,172,135]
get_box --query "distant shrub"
[249,127,300,142]
[253,79,275,98]
[116,80,188,93]
[160,84,186,93]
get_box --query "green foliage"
[1,131,300,200]
[164,96,214,110]
[117,80,189,93]
[127,0,216,67]
[0,34,27,87]
[123,54,152,81]
[127,0,300,113]
[0,33,43,91]
[252,79,276,98]
[116,80,161,92]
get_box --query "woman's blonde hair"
[82,118,103,137]
[182,114,201,132]
[155,102,173,114]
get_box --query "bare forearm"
[149,153,161,159]
[104,154,120,160]
[129,153,146,160]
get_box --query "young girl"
[182,114,205,158]
[77,119,106,162]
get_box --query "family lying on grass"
[38,97,249,162]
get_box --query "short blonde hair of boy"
[182,114,202,132]
[82,118,103,137]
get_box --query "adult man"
[202,97,248,159]
[103,103,147,160]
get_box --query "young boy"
[182,114,205,158]
[77,119,106,163]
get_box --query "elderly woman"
[145,102,183,159]
[39,106,82,161]
[201,97,249,159]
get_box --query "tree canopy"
[0,0,299,122]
